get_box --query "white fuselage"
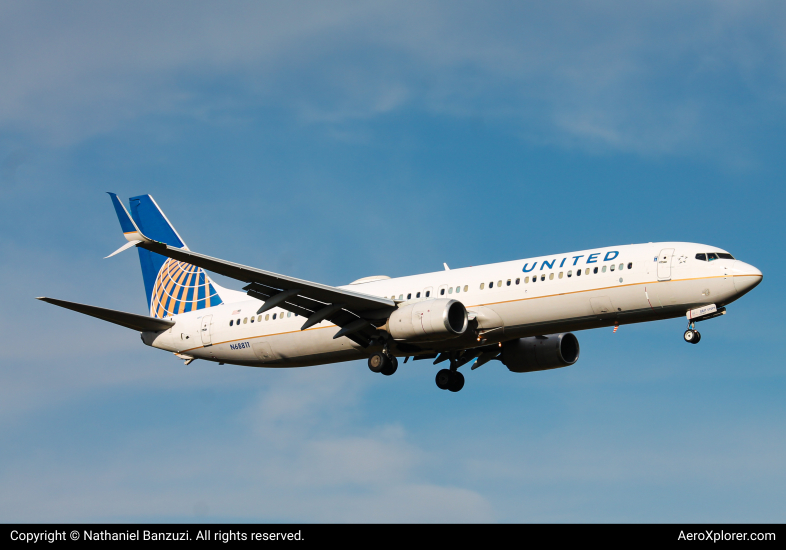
[142,242,762,368]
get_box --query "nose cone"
[732,261,763,295]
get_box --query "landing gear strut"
[435,359,465,392]
[368,352,398,376]
[684,322,701,344]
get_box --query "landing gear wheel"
[448,370,465,392]
[684,329,700,344]
[381,356,398,376]
[435,369,452,390]
[368,353,386,373]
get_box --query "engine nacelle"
[386,299,468,342]
[501,333,580,373]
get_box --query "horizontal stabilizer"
[105,240,142,258]
[36,297,175,332]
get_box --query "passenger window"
[619,263,623,270]
[515,278,519,285]
[627,262,632,269]
[479,283,485,290]
[593,267,598,274]
[455,286,460,293]
[407,293,411,299]
[532,276,537,283]
[229,320,233,326]
[707,253,719,261]
[243,317,247,324]
[559,272,563,279]
[287,312,291,318]
[695,253,706,261]
[258,315,262,322]
[610,264,615,271]
[585,268,590,275]
[426,291,431,297]
[265,314,269,321]
[549,273,554,280]
[416,292,421,298]
[448,287,453,294]
[272,313,276,320]
[237,318,240,325]
[507,279,511,286]
[498,280,503,287]
[440,288,445,295]
[576,269,581,277]
[540,274,545,281]
[524,276,529,283]
[463,285,468,292]
[250,317,254,323]
[399,294,403,300]
[602,265,607,273]
[489,281,494,288]
[567,270,572,277]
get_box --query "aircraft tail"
[108,193,225,318]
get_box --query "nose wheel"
[684,328,701,344]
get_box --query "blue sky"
[1,1,785,522]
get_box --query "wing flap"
[36,297,175,332]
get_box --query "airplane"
[37,194,763,392]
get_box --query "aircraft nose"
[732,261,763,294]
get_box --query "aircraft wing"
[107,192,395,347]
[137,242,395,347]
[140,242,395,314]
[36,297,175,332]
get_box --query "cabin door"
[657,248,675,281]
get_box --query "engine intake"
[386,299,468,342]
[501,333,580,373]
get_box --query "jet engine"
[500,333,580,373]
[386,299,468,342]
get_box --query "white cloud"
[1,1,784,155]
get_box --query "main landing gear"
[684,323,701,344]
[368,352,398,376]
[435,360,465,393]
[435,369,464,392]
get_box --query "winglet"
[107,192,153,244]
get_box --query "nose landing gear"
[683,323,701,344]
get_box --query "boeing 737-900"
[37,194,763,392]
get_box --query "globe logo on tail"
[150,258,223,318]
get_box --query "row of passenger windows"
[696,252,734,261]
[480,262,633,288]
[384,262,634,300]
[389,287,468,300]
[229,311,297,326]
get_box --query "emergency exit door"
[200,315,213,346]
[657,248,674,281]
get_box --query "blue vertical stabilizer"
[108,194,223,318]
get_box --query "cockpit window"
[707,252,719,261]
[717,253,735,260]
[695,253,706,261]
